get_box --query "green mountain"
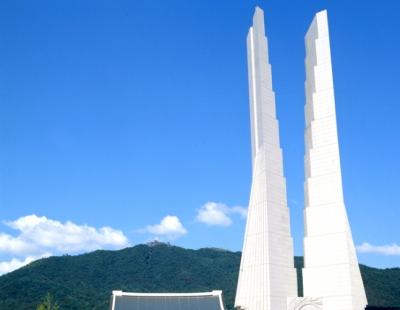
[0,243,398,309]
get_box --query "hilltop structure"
[235,7,298,310]
[235,7,367,310]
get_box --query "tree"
[36,293,59,310]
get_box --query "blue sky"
[0,0,399,273]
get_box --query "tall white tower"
[303,10,367,310]
[235,7,298,310]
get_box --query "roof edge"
[112,290,223,297]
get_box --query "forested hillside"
[0,243,398,309]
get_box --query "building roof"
[110,290,225,310]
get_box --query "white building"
[110,290,225,310]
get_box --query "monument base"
[287,297,323,310]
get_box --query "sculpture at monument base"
[287,297,323,310]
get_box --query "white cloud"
[357,242,400,256]
[2,214,129,255]
[0,253,51,275]
[0,233,34,255]
[143,216,187,240]
[0,214,130,275]
[196,202,247,227]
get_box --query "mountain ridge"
[0,243,398,309]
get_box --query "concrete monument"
[235,7,367,310]
[235,7,298,310]
[302,10,367,310]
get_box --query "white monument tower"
[302,10,367,310]
[235,7,298,310]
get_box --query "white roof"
[110,290,225,310]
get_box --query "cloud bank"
[0,214,130,275]
[196,202,247,227]
[357,242,400,256]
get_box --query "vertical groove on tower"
[235,7,298,310]
[302,10,368,310]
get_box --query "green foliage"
[0,243,398,310]
[36,293,59,310]
[360,264,400,307]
